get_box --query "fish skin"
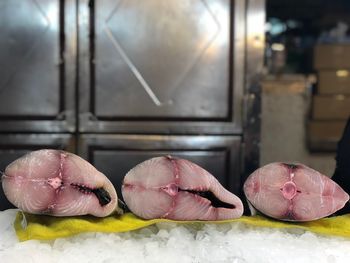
[1,149,118,217]
[122,156,243,220]
[244,162,350,221]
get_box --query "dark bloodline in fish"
[167,156,235,209]
[181,189,236,209]
[92,188,112,206]
[282,205,298,221]
[124,156,236,215]
[46,152,112,207]
[70,183,111,206]
[123,183,236,209]
[279,188,302,193]
[41,154,112,209]
[71,183,94,194]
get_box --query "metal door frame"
[76,0,265,178]
[0,0,264,178]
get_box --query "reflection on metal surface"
[104,27,166,106]
[97,0,226,112]
[33,0,51,27]
[247,5,265,50]
[0,0,51,96]
[202,0,228,55]
[44,0,59,31]
[0,0,76,132]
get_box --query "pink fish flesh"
[244,162,350,221]
[1,149,118,217]
[122,156,243,220]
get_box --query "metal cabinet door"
[79,134,242,200]
[79,0,245,134]
[0,0,76,132]
[0,134,74,210]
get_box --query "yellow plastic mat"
[14,212,350,241]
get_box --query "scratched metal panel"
[0,134,74,211]
[0,0,76,132]
[79,134,242,201]
[92,0,231,120]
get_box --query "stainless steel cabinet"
[79,0,246,134]
[0,0,76,132]
[0,0,264,210]
[89,0,232,119]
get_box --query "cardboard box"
[308,120,346,140]
[314,44,350,69]
[318,70,350,94]
[312,95,350,120]
[307,120,347,152]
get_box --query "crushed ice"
[0,209,349,263]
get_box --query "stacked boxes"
[308,44,350,151]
